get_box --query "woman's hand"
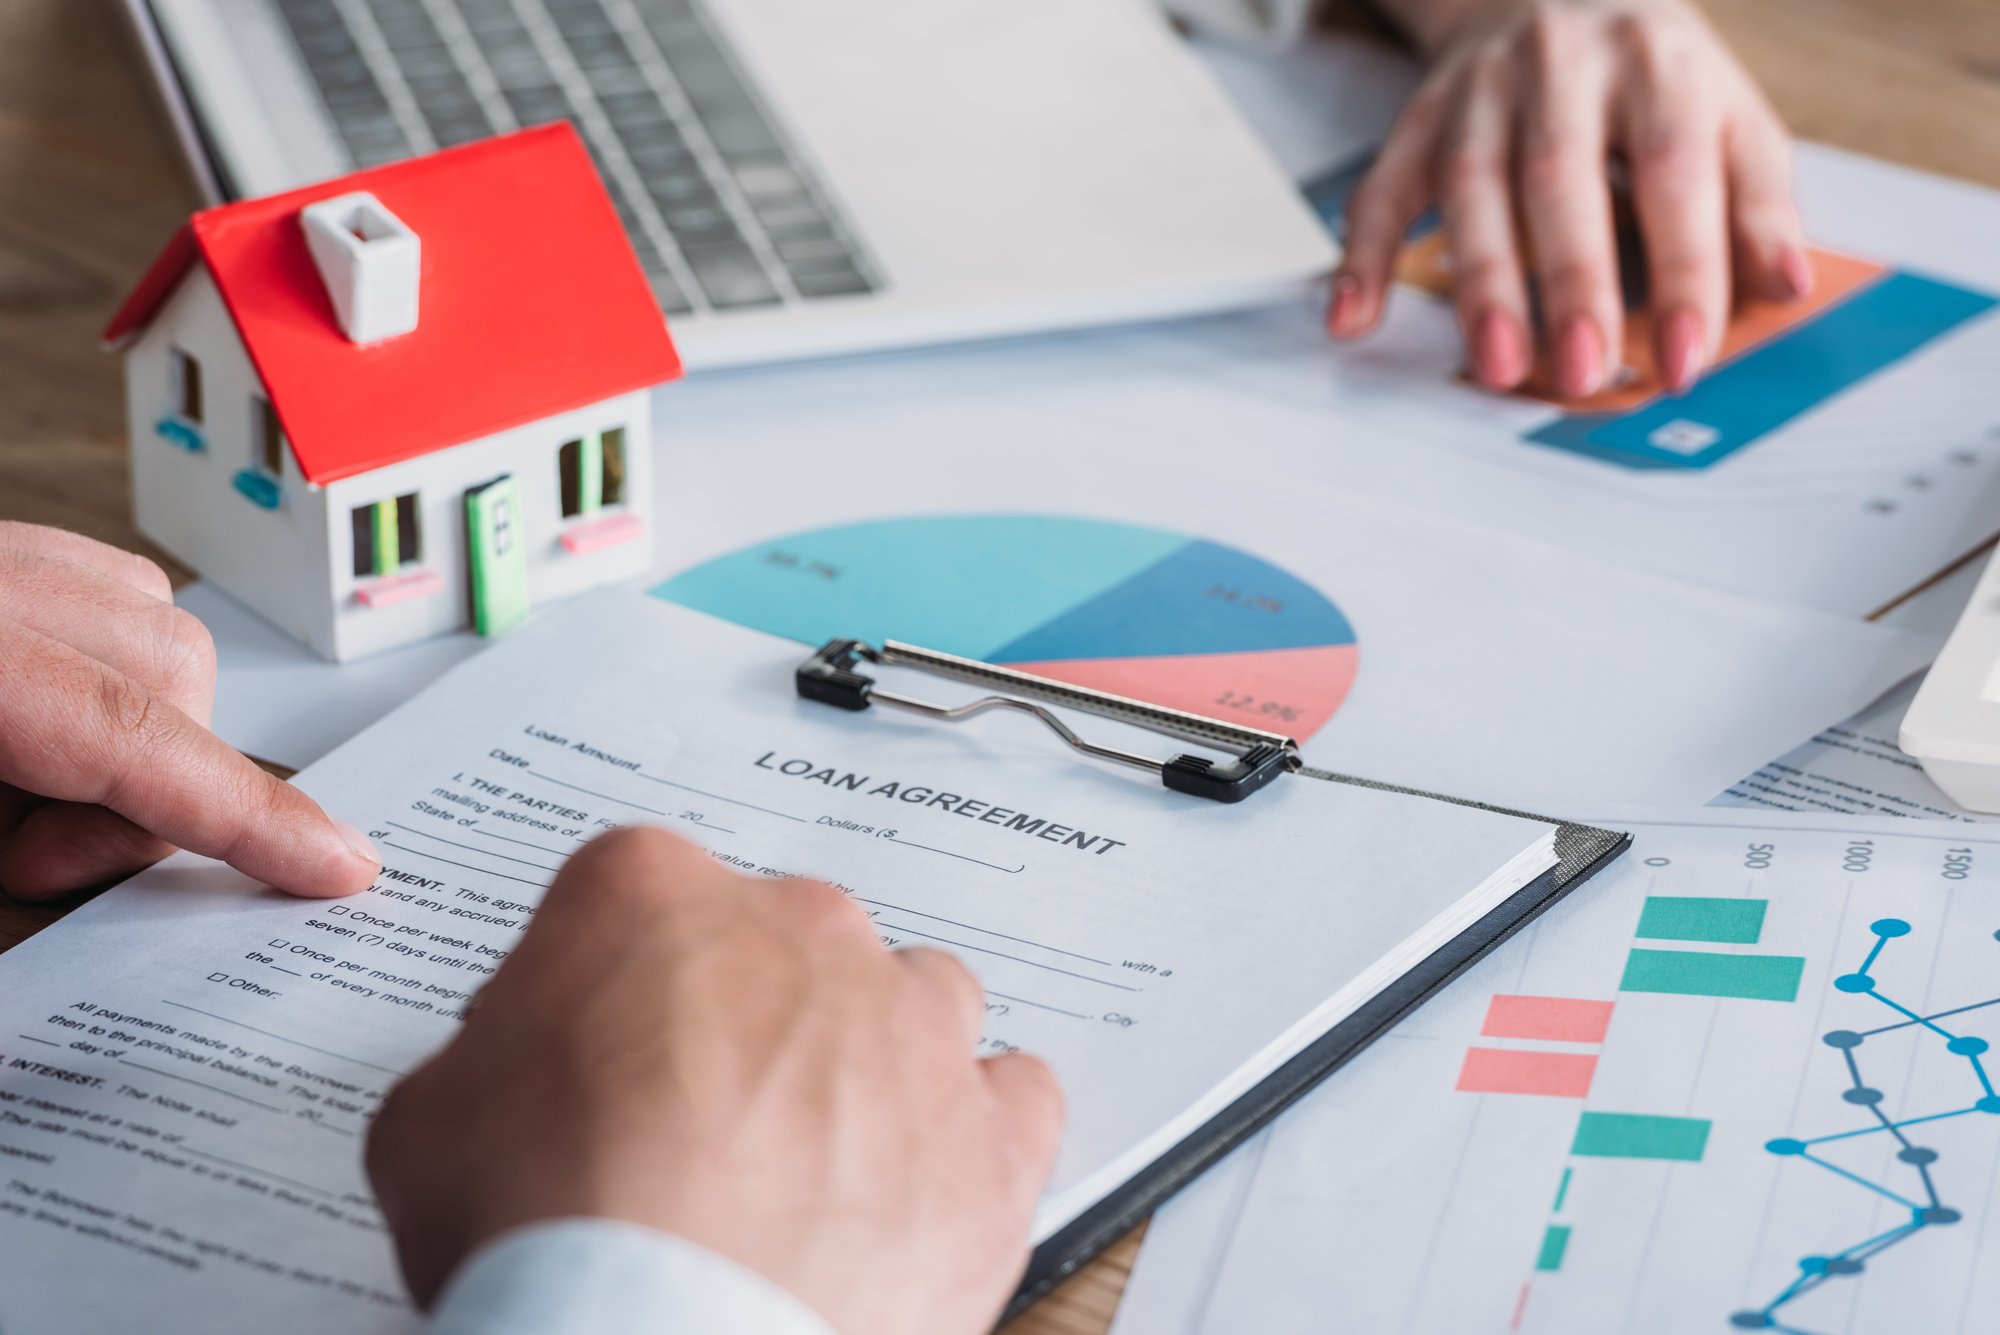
[0,522,379,901]
[1332,0,1809,397]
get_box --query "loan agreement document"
[0,591,1554,1332]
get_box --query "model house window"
[351,493,422,578]
[255,397,285,477]
[558,428,627,518]
[229,396,288,510]
[169,347,203,423]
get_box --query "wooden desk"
[1,1,1996,1330]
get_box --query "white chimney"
[299,191,421,345]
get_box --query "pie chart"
[651,515,1358,738]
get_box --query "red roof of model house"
[103,123,681,486]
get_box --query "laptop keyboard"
[273,0,879,315]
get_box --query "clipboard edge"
[1004,799,1629,1321]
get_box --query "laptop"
[125,0,1337,369]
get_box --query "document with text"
[0,590,1559,1332]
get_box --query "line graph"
[1736,918,2000,1332]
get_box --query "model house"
[102,123,682,662]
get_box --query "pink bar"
[354,567,445,608]
[1481,994,1614,1044]
[561,510,646,555]
[1510,1283,1533,1332]
[1456,1047,1598,1099]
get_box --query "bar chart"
[1132,145,2000,617]
[1433,823,2000,1333]
[1299,154,2000,476]
[1522,267,1998,472]
[1446,881,1811,1317]
[1120,815,2000,1335]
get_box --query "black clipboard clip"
[796,638,1300,803]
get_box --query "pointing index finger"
[0,618,378,899]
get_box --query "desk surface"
[2,1,1997,1330]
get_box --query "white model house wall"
[320,389,655,662]
[126,269,335,653]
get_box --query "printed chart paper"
[1714,559,1989,824]
[653,395,1935,813]
[194,35,1988,777]
[191,40,1990,773]
[190,422,1938,810]
[0,591,1555,1333]
[1113,812,2000,1335]
[1719,677,1991,824]
[1192,34,2000,616]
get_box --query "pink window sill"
[561,511,646,556]
[355,568,445,609]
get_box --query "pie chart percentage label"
[651,515,1358,738]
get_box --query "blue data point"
[1799,1256,1831,1275]
[1834,973,1875,993]
[1822,1030,1864,1049]
[1871,918,1912,937]
[1899,1147,1939,1165]
[1766,1138,1807,1155]
[1920,1206,1962,1225]
[1729,1314,1774,1329]
[1978,1096,2000,1114]
[1842,1087,1885,1106]
[1948,1036,1990,1056]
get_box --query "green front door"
[465,474,529,637]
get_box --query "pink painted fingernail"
[1779,243,1814,299]
[334,818,380,868]
[1473,310,1528,390]
[1555,316,1605,399]
[1660,306,1704,393]
[1328,272,1363,337]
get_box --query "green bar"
[1551,1167,1572,1213]
[1621,948,1803,1002]
[1535,1224,1571,1272]
[1571,1111,1711,1162]
[371,499,399,576]
[579,433,603,515]
[1635,896,1768,944]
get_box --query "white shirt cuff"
[428,1219,838,1335]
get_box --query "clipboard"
[794,639,1631,1314]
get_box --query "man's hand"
[0,522,379,901]
[1333,0,1807,397]
[367,826,1065,1335]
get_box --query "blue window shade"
[233,468,282,510]
[155,417,204,452]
